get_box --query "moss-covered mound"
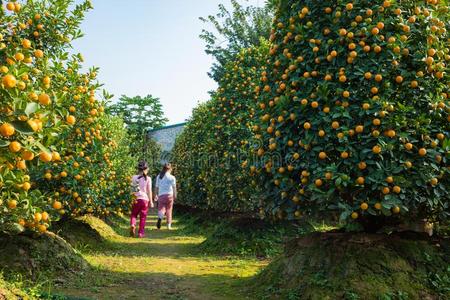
[0,231,88,280]
[177,210,295,258]
[252,233,450,299]
[52,215,117,250]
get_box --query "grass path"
[54,211,267,300]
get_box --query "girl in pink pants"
[130,161,154,238]
[155,163,177,230]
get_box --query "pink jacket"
[131,175,152,201]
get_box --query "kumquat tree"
[172,43,269,212]
[0,0,135,233]
[0,1,449,299]
[251,0,449,230]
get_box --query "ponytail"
[159,163,172,180]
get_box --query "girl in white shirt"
[155,163,177,230]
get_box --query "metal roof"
[147,122,187,133]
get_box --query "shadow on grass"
[71,212,208,257]
[50,213,262,299]
[93,240,202,258]
[53,269,255,300]
[105,211,186,236]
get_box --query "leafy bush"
[108,94,167,175]
[33,114,135,219]
[172,44,269,212]
[172,103,212,209]
[251,0,449,226]
[0,0,135,233]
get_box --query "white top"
[155,173,176,196]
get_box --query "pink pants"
[158,194,174,224]
[130,199,149,237]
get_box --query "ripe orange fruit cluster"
[251,0,449,224]
[172,45,269,212]
[0,1,136,233]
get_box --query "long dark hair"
[159,163,171,180]
[137,161,149,180]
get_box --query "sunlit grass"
[310,220,339,232]
[53,213,267,300]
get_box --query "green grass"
[52,211,268,300]
[5,211,445,300]
[0,273,61,300]
[176,211,311,258]
[0,274,30,299]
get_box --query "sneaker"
[167,223,172,230]
[156,218,162,229]
[130,226,136,237]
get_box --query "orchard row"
[0,1,136,233]
[172,0,449,227]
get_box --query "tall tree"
[265,0,280,11]
[199,0,274,82]
[108,95,168,171]
[108,95,168,135]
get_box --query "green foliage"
[0,274,32,299]
[200,0,274,81]
[130,133,162,175]
[172,44,269,212]
[107,95,168,135]
[264,0,281,12]
[428,270,450,296]
[147,138,162,175]
[172,103,212,209]
[178,211,291,258]
[32,112,136,218]
[251,0,450,226]
[108,94,166,172]
[0,0,135,232]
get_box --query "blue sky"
[72,0,262,125]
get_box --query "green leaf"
[367,208,377,216]
[35,141,50,154]
[10,121,34,135]
[339,210,350,222]
[0,140,10,147]
[24,102,39,116]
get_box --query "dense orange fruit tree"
[172,45,268,212]
[32,113,135,220]
[0,0,135,233]
[171,103,212,209]
[251,0,449,227]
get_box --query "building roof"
[148,122,186,152]
[148,122,187,133]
